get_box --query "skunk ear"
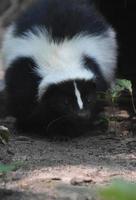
[95,77,109,92]
[84,56,109,92]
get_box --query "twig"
[130,92,136,115]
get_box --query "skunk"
[2,0,117,137]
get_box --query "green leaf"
[0,126,10,145]
[99,180,136,200]
[116,79,132,94]
[95,116,109,125]
[0,164,16,174]
[104,79,133,103]
[0,162,23,174]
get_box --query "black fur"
[14,0,109,40]
[5,57,41,123]
[84,56,109,91]
[20,79,99,137]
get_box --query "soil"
[0,57,136,200]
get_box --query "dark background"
[95,0,136,85]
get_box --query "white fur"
[2,25,117,98]
[74,82,83,109]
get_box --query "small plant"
[0,162,23,188]
[108,79,136,114]
[96,79,136,134]
[99,179,136,200]
[0,126,10,145]
[0,162,22,174]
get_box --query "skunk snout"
[77,110,91,120]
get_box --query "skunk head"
[36,79,99,136]
[40,79,96,118]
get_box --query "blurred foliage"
[0,162,22,174]
[99,180,136,200]
[0,126,10,145]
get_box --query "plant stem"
[112,100,117,135]
[130,92,136,115]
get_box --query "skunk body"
[2,0,117,137]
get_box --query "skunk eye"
[86,95,95,104]
[64,98,69,105]
[86,97,92,103]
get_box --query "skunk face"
[41,80,96,121]
[30,79,99,136]
[2,0,118,137]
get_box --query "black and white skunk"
[2,0,117,137]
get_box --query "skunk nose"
[77,110,90,119]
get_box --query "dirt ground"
[0,72,136,200]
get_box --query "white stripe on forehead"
[74,82,83,110]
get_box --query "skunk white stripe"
[2,25,117,99]
[74,82,83,110]
[2,25,117,85]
